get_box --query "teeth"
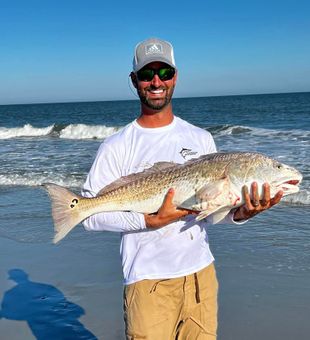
[150,89,164,94]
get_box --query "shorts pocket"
[124,282,137,310]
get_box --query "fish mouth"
[283,179,300,185]
[285,180,300,185]
[277,178,302,194]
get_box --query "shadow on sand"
[0,269,97,339]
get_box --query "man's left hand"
[233,182,283,221]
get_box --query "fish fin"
[42,183,83,243]
[151,161,178,171]
[190,178,231,221]
[196,209,217,221]
[178,178,229,211]
[208,208,232,224]
[98,178,130,195]
[196,207,232,223]
[98,161,179,196]
[179,152,244,167]
[196,177,228,200]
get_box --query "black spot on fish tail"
[70,198,79,208]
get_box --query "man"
[82,38,283,339]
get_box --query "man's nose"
[150,74,161,87]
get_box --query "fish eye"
[277,164,282,169]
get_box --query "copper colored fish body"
[43,152,302,243]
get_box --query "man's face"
[133,62,177,111]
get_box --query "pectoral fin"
[179,178,230,211]
[189,177,232,222]
[195,177,228,201]
[196,207,222,221]
[196,208,232,224]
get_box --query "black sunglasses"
[136,67,175,82]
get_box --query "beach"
[0,93,309,339]
[1,202,309,339]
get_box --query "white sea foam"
[0,173,84,188]
[0,124,54,139]
[213,124,310,139]
[2,123,307,141]
[59,124,120,140]
[0,123,121,140]
[212,125,252,136]
[282,189,310,205]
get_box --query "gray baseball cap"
[133,38,176,72]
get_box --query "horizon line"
[1,90,309,107]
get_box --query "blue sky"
[1,0,310,104]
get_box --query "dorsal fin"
[179,152,251,167]
[97,161,178,196]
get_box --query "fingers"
[161,188,174,209]
[145,188,178,228]
[251,182,260,207]
[262,183,283,207]
[158,188,190,221]
[270,189,284,206]
[233,186,253,221]
[261,183,270,207]
[244,182,284,215]
[162,188,193,218]
[242,185,252,208]
[163,188,174,204]
[242,183,259,211]
[247,182,273,209]
[160,188,189,216]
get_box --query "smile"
[149,89,165,94]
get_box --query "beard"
[138,85,175,111]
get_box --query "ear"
[130,72,138,88]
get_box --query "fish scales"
[43,152,302,243]
[96,158,219,212]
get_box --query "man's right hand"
[144,188,193,228]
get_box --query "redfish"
[43,152,302,243]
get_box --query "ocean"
[0,92,309,339]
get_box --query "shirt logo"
[145,43,163,55]
[179,148,198,160]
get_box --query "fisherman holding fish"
[84,38,286,339]
[45,38,297,339]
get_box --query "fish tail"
[43,183,84,243]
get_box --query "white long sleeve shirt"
[82,116,220,284]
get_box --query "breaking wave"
[0,173,84,188]
[59,124,120,139]
[208,124,310,139]
[1,123,309,141]
[0,123,122,140]
[209,125,252,135]
[282,189,310,206]
[0,124,54,139]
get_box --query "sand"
[1,227,309,340]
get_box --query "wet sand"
[1,227,309,340]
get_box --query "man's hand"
[233,182,283,221]
[144,188,194,228]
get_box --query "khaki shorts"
[124,263,218,340]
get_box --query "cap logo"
[145,43,163,55]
